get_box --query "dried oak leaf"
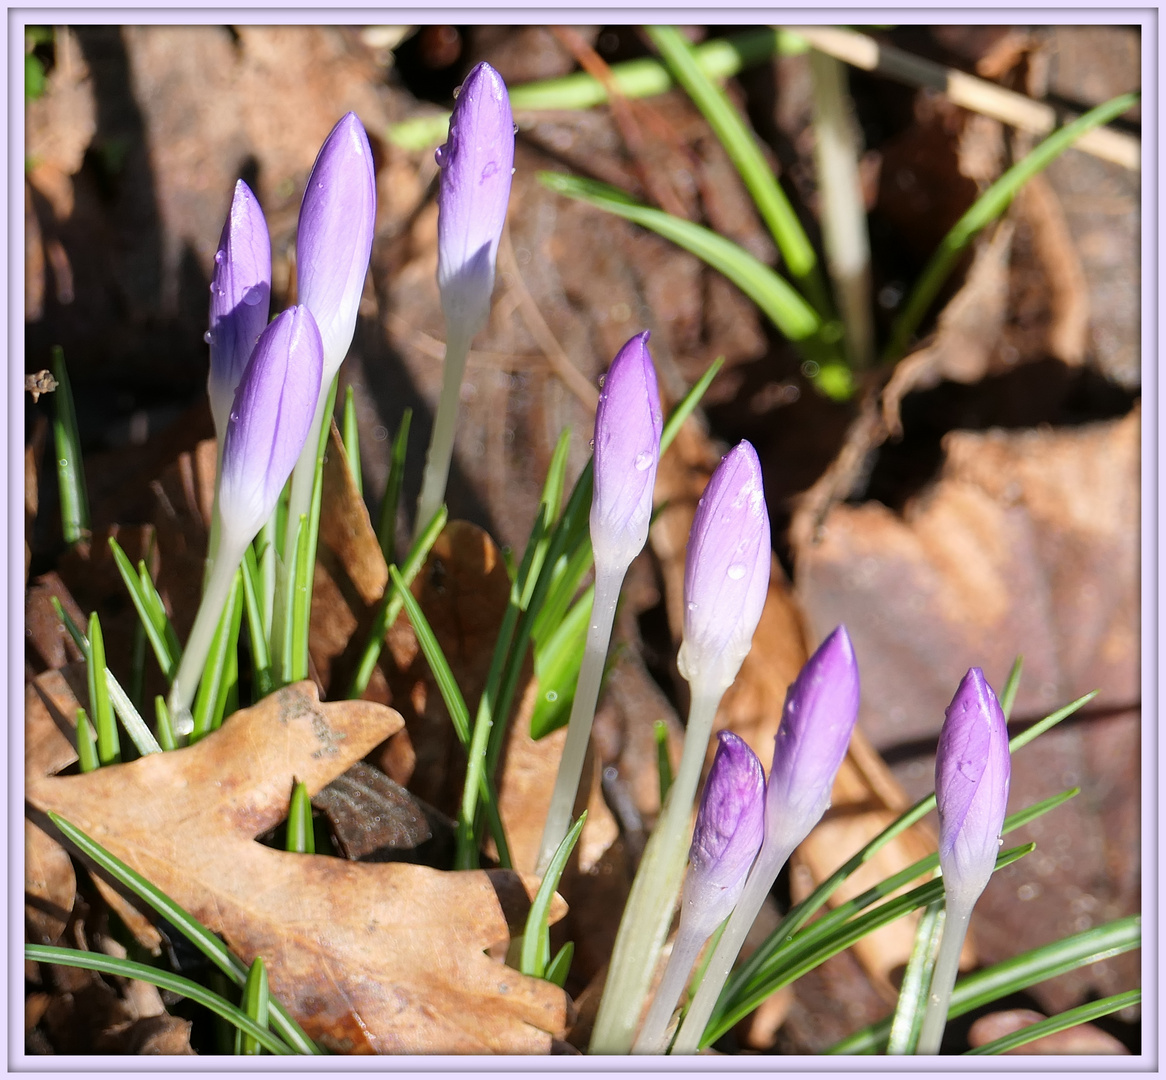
[27,682,568,1054]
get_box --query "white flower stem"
[633,923,707,1054]
[589,685,721,1054]
[916,896,973,1054]
[670,836,797,1054]
[534,563,624,876]
[167,528,248,735]
[414,324,472,542]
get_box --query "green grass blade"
[240,544,274,698]
[521,811,586,979]
[375,408,412,562]
[86,613,119,765]
[285,781,315,854]
[885,91,1139,362]
[886,897,944,1054]
[646,26,826,308]
[341,385,363,497]
[138,559,183,663]
[964,989,1140,1055]
[660,356,724,453]
[388,29,800,150]
[539,172,822,349]
[108,538,177,680]
[235,956,272,1055]
[530,584,594,740]
[45,812,322,1055]
[829,914,1141,1054]
[545,941,575,988]
[190,570,242,742]
[74,707,99,772]
[154,695,176,752]
[346,504,447,699]
[210,582,244,730]
[999,655,1023,719]
[49,346,90,543]
[26,945,295,1056]
[654,719,674,804]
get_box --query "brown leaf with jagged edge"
[26,682,569,1053]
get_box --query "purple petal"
[207,179,271,440]
[296,112,376,380]
[677,441,771,694]
[935,668,1011,904]
[218,305,324,544]
[764,626,861,852]
[589,331,663,574]
[436,62,514,337]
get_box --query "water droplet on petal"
[242,285,263,306]
[435,145,446,167]
[481,160,498,181]
[687,601,697,612]
[203,331,214,344]
[512,121,519,135]
[634,451,653,471]
[597,374,606,388]
[727,563,746,580]
[588,438,595,450]
[229,410,240,424]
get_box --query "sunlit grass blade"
[189,570,242,742]
[154,695,176,752]
[240,545,274,698]
[661,356,724,453]
[86,613,119,765]
[49,345,90,544]
[884,91,1139,362]
[545,942,574,988]
[234,956,271,1055]
[530,536,594,650]
[707,785,1082,1045]
[285,781,315,855]
[109,538,178,680]
[539,172,824,353]
[45,812,322,1055]
[520,812,586,979]
[530,585,594,740]
[278,515,308,687]
[346,504,447,699]
[646,26,828,311]
[886,896,944,1054]
[341,385,363,496]
[964,989,1140,1056]
[26,945,295,1056]
[999,655,1023,718]
[138,559,183,664]
[654,719,673,803]
[211,585,244,729]
[75,707,99,772]
[375,408,412,562]
[388,29,802,150]
[828,914,1141,1054]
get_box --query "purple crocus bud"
[935,668,1011,906]
[218,305,324,545]
[435,62,514,340]
[207,179,271,443]
[682,731,766,939]
[296,112,376,382]
[764,626,861,854]
[676,441,771,695]
[590,331,663,576]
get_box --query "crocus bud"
[296,112,376,381]
[218,305,324,545]
[682,731,766,939]
[435,61,514,340]
[935,668,1011,906]
[677,442,771,695]
[207,180,271,442]
[590,331,663,576]
[764,626,861,854]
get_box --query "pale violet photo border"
[8,6,1159,1076]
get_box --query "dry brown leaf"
[26,818,75,949]
[27,682,568,1053]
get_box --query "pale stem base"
[916,898,973,1054]
[166,528,248,735]
[414,326,472,542]
[588,686,722,1054]
[671,837,796,1054]
[632,922,707,1054]
[534,563,623,876]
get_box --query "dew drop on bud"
[203,331,214,344]
[481,160,498,180]
[214,250,225,265]
[634,451,653,471]
[687,601,697,612]
[597,374,605,388]
[229,411,240,424]
[727,563,746,580]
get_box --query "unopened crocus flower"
[634,731,766,1053]
[536,331,663,874]
[677,441,772,697]
[590,330,664,576]
[207,180,272,445]
[435,61,515,339]
[415,62,516,537]
[671,626,861,1054]
[918,668,1012,1054]
[295,111,377,381]
[169,306,324,731]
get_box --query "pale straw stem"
[632,926,705,1054]
[916,896,973,1055]
[535,563,623,876]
